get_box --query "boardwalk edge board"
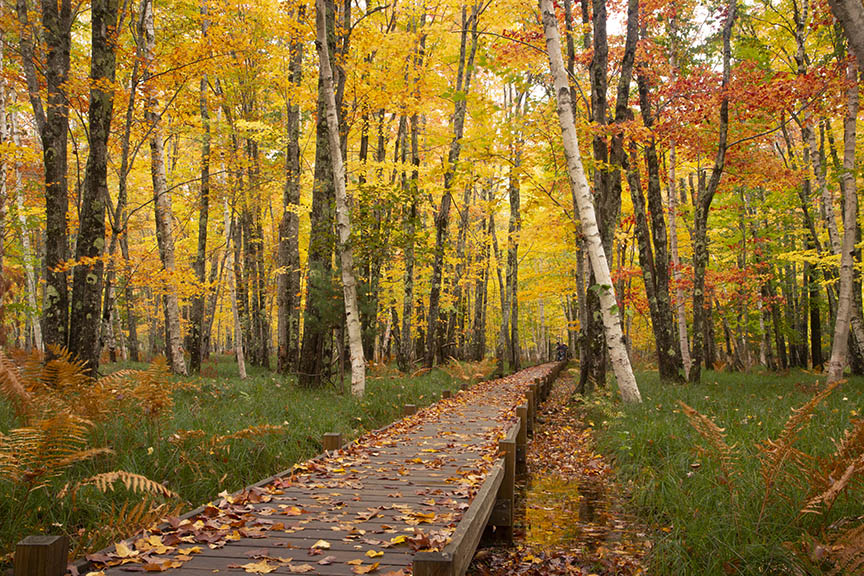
[411,462,504,576]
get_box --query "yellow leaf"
[311,539,331,549]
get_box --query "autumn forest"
[3,0,864,573]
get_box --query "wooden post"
[402,404,417,416]
[526,385,536,436]
[322,433,342,452]
[442,390,452,399]
[487,432,516,543]
[412,552,451,576]
[516,405,528,476]
[15,535,68,576]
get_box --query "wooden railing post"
[486,430,516,543]
[322,433,342,452]
[516,405,528,476]
[441,390,452,400]
[402,404,417,416]
[15,535,68,576]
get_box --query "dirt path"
[469,367,650,575]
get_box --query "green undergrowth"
[589,368,864,575]
[0,354,459,565]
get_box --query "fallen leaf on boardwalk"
[311,539,330,549]
[288,565,315,573]
[238,561,278,574]
[365,549,383,557]
[317,555,337,565]
[347,559,364,565]
[352,562,379,574]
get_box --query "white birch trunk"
[827,61,860,383]
[807,124,842,255]
[315,0,366,396]
[6,95,43,350]
[224,198,247,379]
[142,0,186,375]
[540,0,641,402]
[668,141,690,378]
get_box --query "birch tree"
[826,60,860,383]
[540,0,641,403]
[142,0,187,375]
[316,0,366,396]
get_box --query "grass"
[592,368,864,576]
[0,354,463,565]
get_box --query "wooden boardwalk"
[59,362,565,576]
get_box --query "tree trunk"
[16,0,73,353]
[668,141,691,377]
[827,60,860,383]
[278,7,304,375]
[68,0,119,376]
[299,0,343,386]
[225,200,247,379]
[316,0,365,396]
[541,0,641,402]
[424,3,479,368]
[689,0,736,383]
[507,94,523,371]
[8,106,43,351]
[827,0,864,65]
[142,0,187,375]
[189,7,211,374]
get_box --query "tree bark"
[827,60,860,383]
[189,4,211,374]
[689,0,736,383]
[299,0,343,386]
[424,2,480,368]
[142,0,187,375]
[277,4,304,374]
[68,0,119,376]
[668,141,691,377]
[316,0,366,395]
[16,0,73,353]
[225,199,246,379]
[541,0,641,402]
[827,0,864,66]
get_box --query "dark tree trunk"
[299,0,343,386]
[68,0,119,375]
[189,34,211,374]
[17,0,73,354]
[690,0,736,383]
[278,7,304,374]
[425,3,479,368]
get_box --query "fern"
[81,471,179,499]
[802,419,864,517]
[757,380,839,525]
[0,349,32,420]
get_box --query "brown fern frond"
[168,429,207,444]
[758,380,840,521]
[678,401,737,479]
[802,419,864,519]
[825,523,864,575]
[0,349,32,420]
[81,471,179,499]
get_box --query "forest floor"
[468,367,651,576]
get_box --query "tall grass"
[596,369,864,575]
